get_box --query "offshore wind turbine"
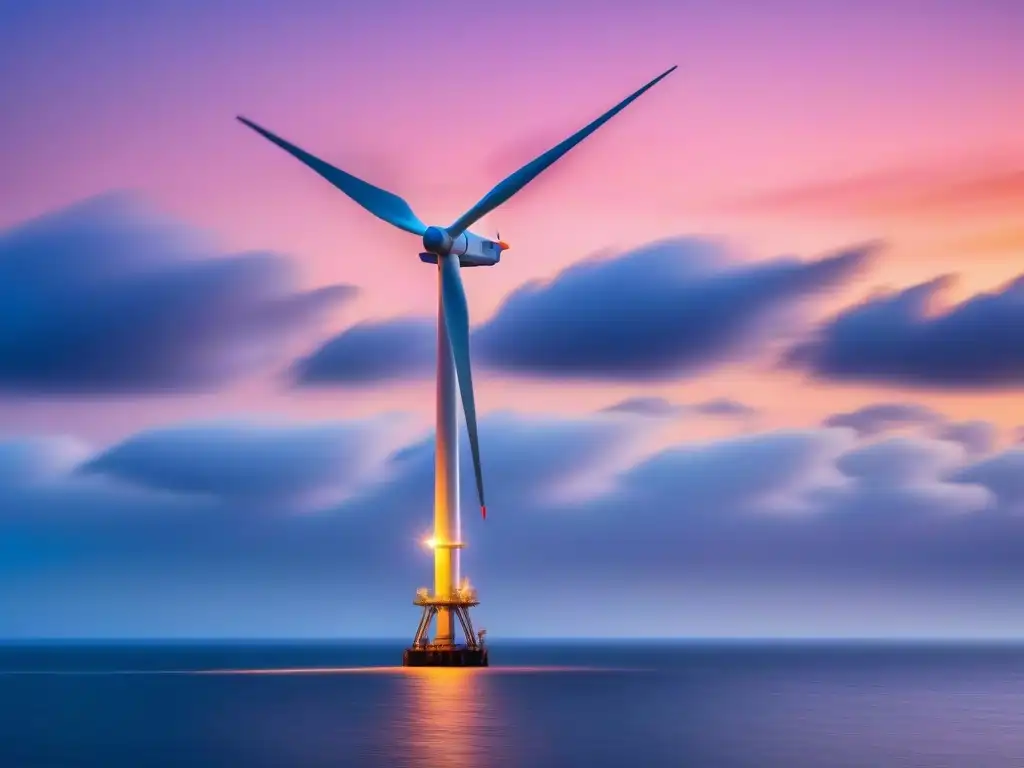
[237,65,676,665]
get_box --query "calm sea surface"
[2,641,1024,767]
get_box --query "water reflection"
[395,669,505,768]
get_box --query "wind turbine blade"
[439,253,487,518]
[237,116,428,236]
[446,65,677,239]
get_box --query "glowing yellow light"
[423,537,437,549]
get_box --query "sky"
[0,0,1022,639]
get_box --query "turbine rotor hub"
[422,226,452,256]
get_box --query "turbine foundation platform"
[402,646,489,667]
[405,586,488,666]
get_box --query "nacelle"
[419,231,506,268]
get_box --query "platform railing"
[414,585,479,603]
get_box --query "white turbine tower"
[238,65,676,665]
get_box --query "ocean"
[2,640,1024,767]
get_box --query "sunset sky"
[1,0,1022,639]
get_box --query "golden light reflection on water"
[397,668,502,768]
[183,664,614,767]
[194,665,601,676]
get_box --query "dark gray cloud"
[689,398,759,419]
[473,238,876,380]
[835,436,967,489]
[823,404,997,457]
[823,403,944,436]
[936,420,998,457]
[603,428,852,517]
[601,396,758,419]
[354,410,654,515]
[5,411,1024,637]
[293,238,876,386]
[293,317,435,385]
[601,396,685,417]
[953,449,1024,514]
[787,274,1024,389]
[0,194,354,394]
[79,417,409,509]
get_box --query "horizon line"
[7,636,1024,645]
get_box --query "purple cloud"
[4,410,1024,637]
[474,238,876,381]
[0,194,354,394]
[294,238,876,386]
[823,402,944,436]
[788,274,1024,389]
